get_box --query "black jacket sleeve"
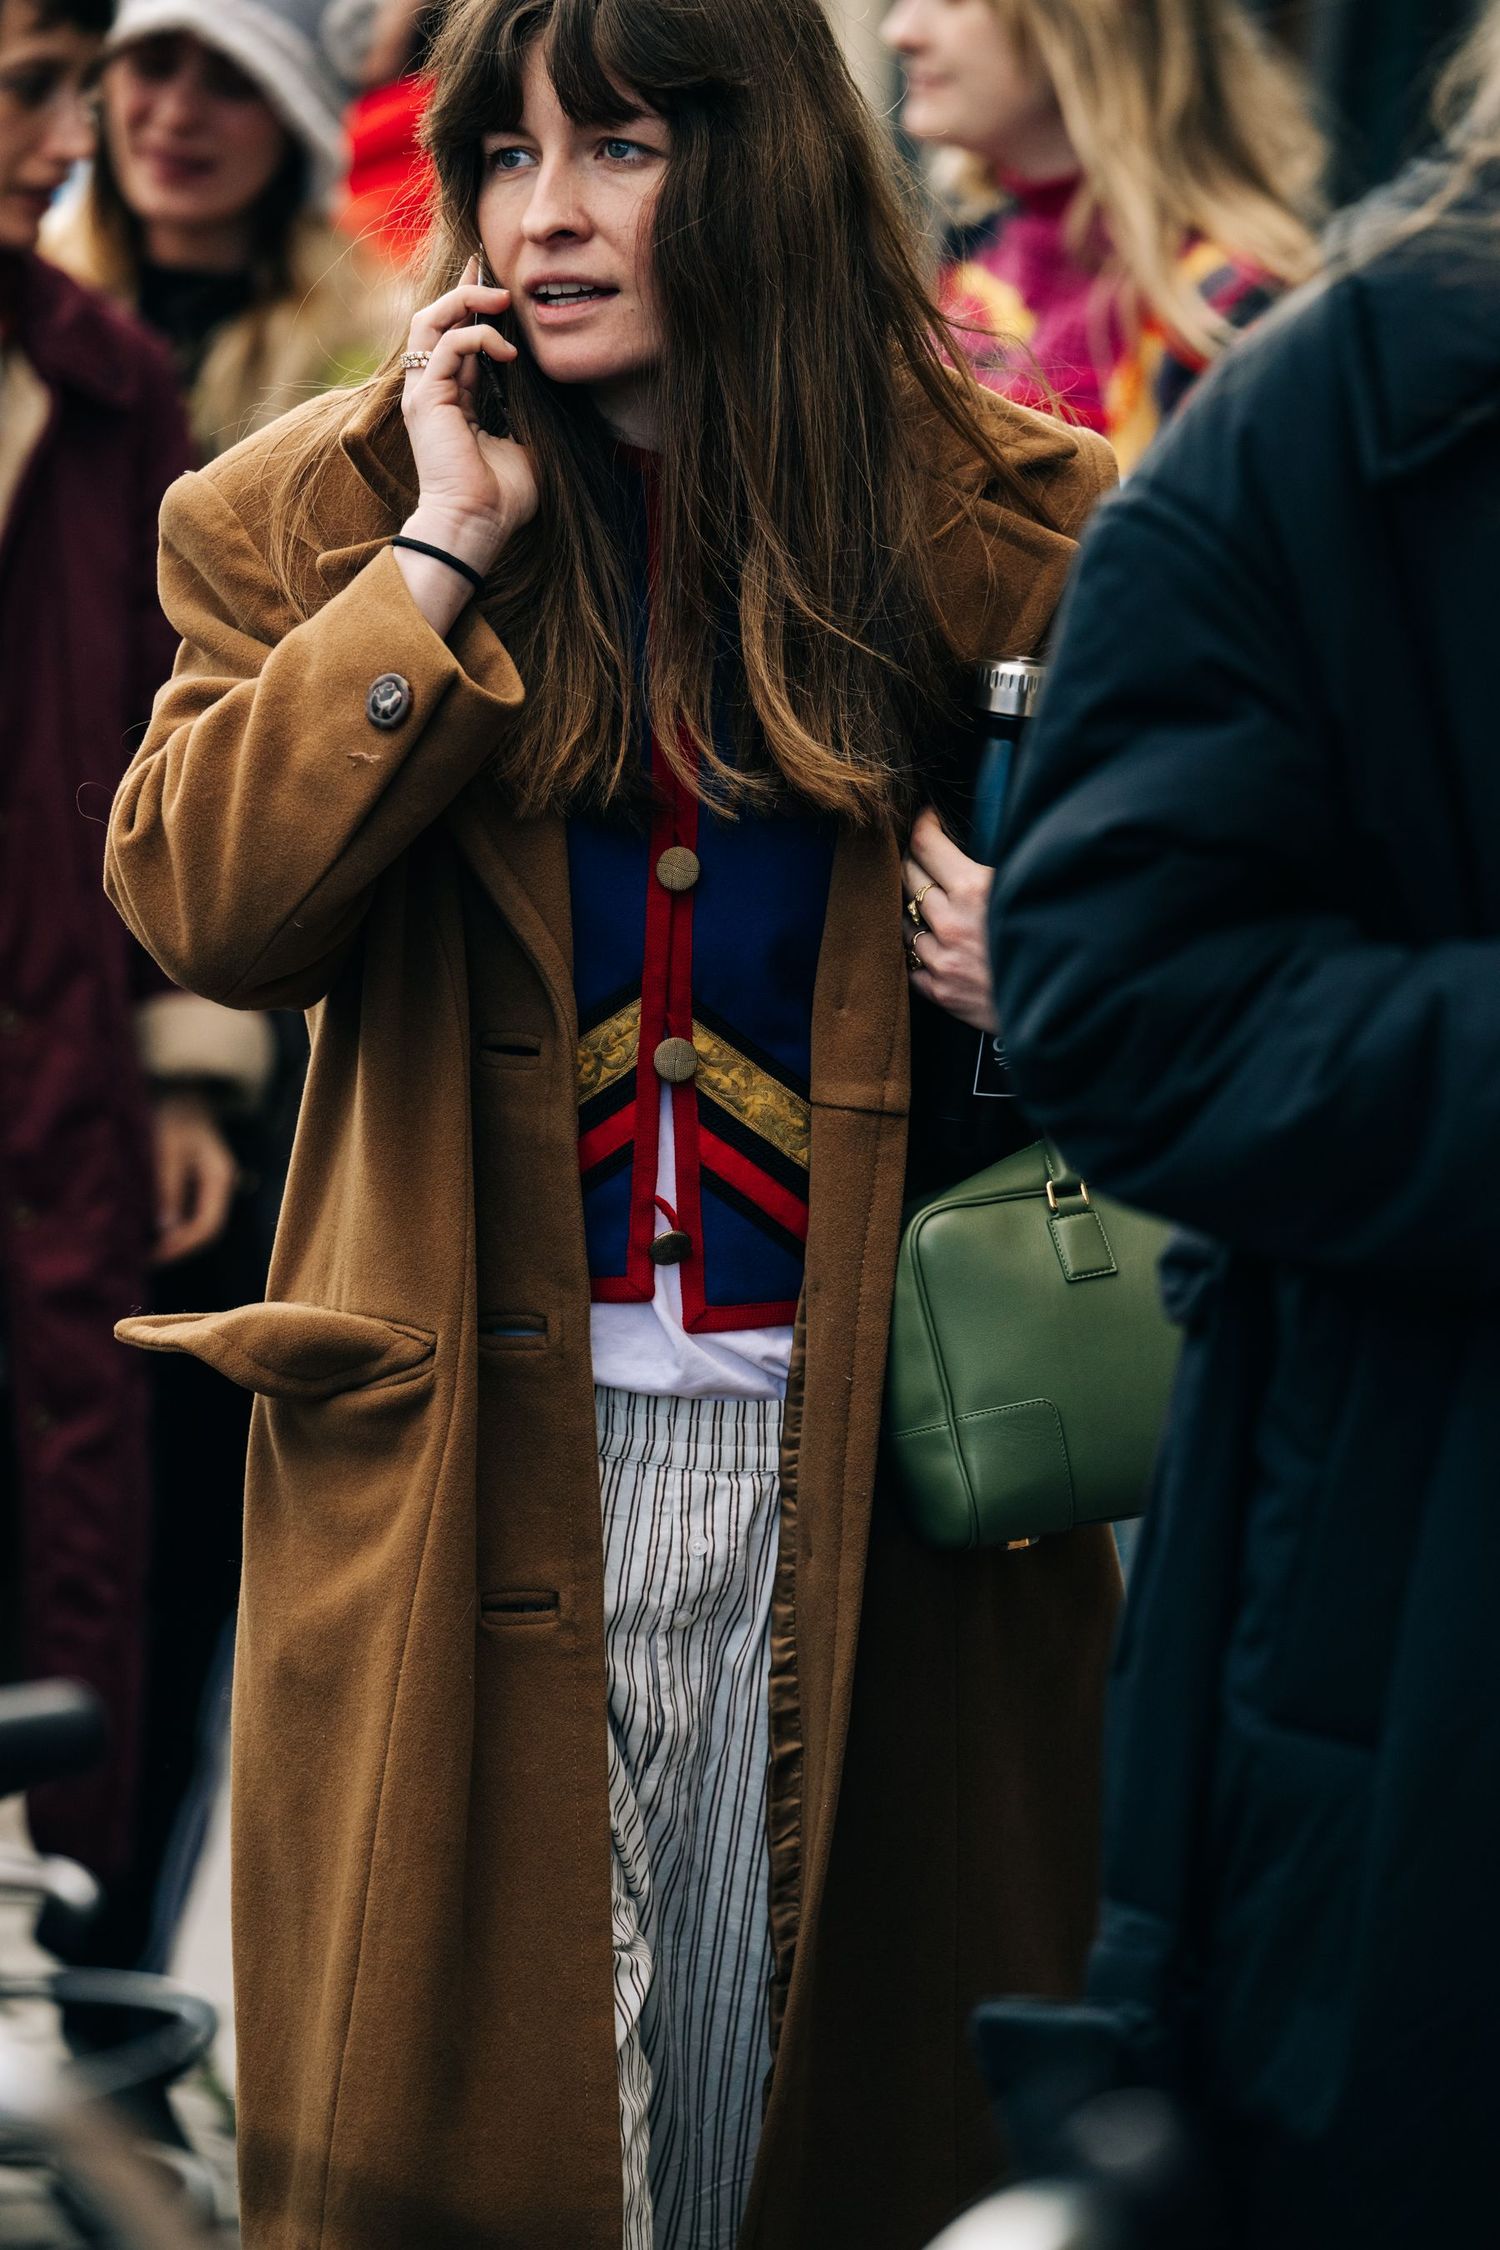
[991,474,1500,1285]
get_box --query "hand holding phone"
[474,254,513,439]
[395,253,538,623]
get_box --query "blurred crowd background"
[0,0,1492,2224]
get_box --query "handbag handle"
[1040,1141,1117,1282]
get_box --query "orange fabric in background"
[336,73,435,266]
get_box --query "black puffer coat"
[991,164,1500,2248]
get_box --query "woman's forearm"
[107,480,523,1010]
[391,504,508,640]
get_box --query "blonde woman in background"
[883,0,1326,468]
[49,0,386,457]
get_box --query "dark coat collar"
[1338,161,1500,483]
[5,249,157,409]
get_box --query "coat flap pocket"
[114,1302,437,1400]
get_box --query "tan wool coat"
[106,378,1121,2250]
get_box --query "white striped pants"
[597,1388,782,2250]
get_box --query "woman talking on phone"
[104,0,1119,2243]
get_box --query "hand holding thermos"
[903,655,1045,1092]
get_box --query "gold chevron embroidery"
[691,1020,810,1171]
[578,1000,642,1105]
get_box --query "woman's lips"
[8,186,57,221]
[138,149,217,188]
[525,285,620,325]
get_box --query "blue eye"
[486,144,534,171]
[602,137,645,161]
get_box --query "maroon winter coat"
[0,251,190,1878]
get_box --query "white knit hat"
[104,0,349,204]
[320,0,385,86]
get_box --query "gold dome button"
[653,1036,698,1083]
[655,845,701,892]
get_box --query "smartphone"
[474,253,512,439]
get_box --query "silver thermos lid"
[973,654,1046,720]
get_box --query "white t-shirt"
[588,1087,793,1400]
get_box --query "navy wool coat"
[992,164,1500,2249]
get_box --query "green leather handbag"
[885,1140,1181,1550]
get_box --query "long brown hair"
[943,0,1324,359]
[292,0,1044,825]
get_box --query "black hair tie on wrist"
[391,535,485,593]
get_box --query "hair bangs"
[544,0,660,130]
[422,0,545,177]
[426,0,663,185]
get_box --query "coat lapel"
[762,818,910,2074]
[802,815,910,1699]
[447,786,577,1043]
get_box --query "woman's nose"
[151,64,208,133]
[881,0,922,52]
[44,85,96,170]
[520,158,592,242]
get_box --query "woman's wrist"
[393,507,506,641]
[401,504,508,580]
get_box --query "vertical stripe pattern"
[597,1386,782,2250]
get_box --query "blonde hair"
[950,0,1326,358]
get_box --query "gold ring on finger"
[907,936,925,974]
[905,895,928,931]
[400,350,431,371]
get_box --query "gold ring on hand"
[907,935,925,974]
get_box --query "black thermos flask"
[906,654,1046,1193]
[968,654,1045,1099]
[969,653,1046,868]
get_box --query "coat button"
[649,1229,692,1266]
[366,673,413,729]
[655,846,701,893]
[653,1036,698,1083]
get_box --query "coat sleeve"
[105,467,525,1012]
[992,478,1500,1286]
